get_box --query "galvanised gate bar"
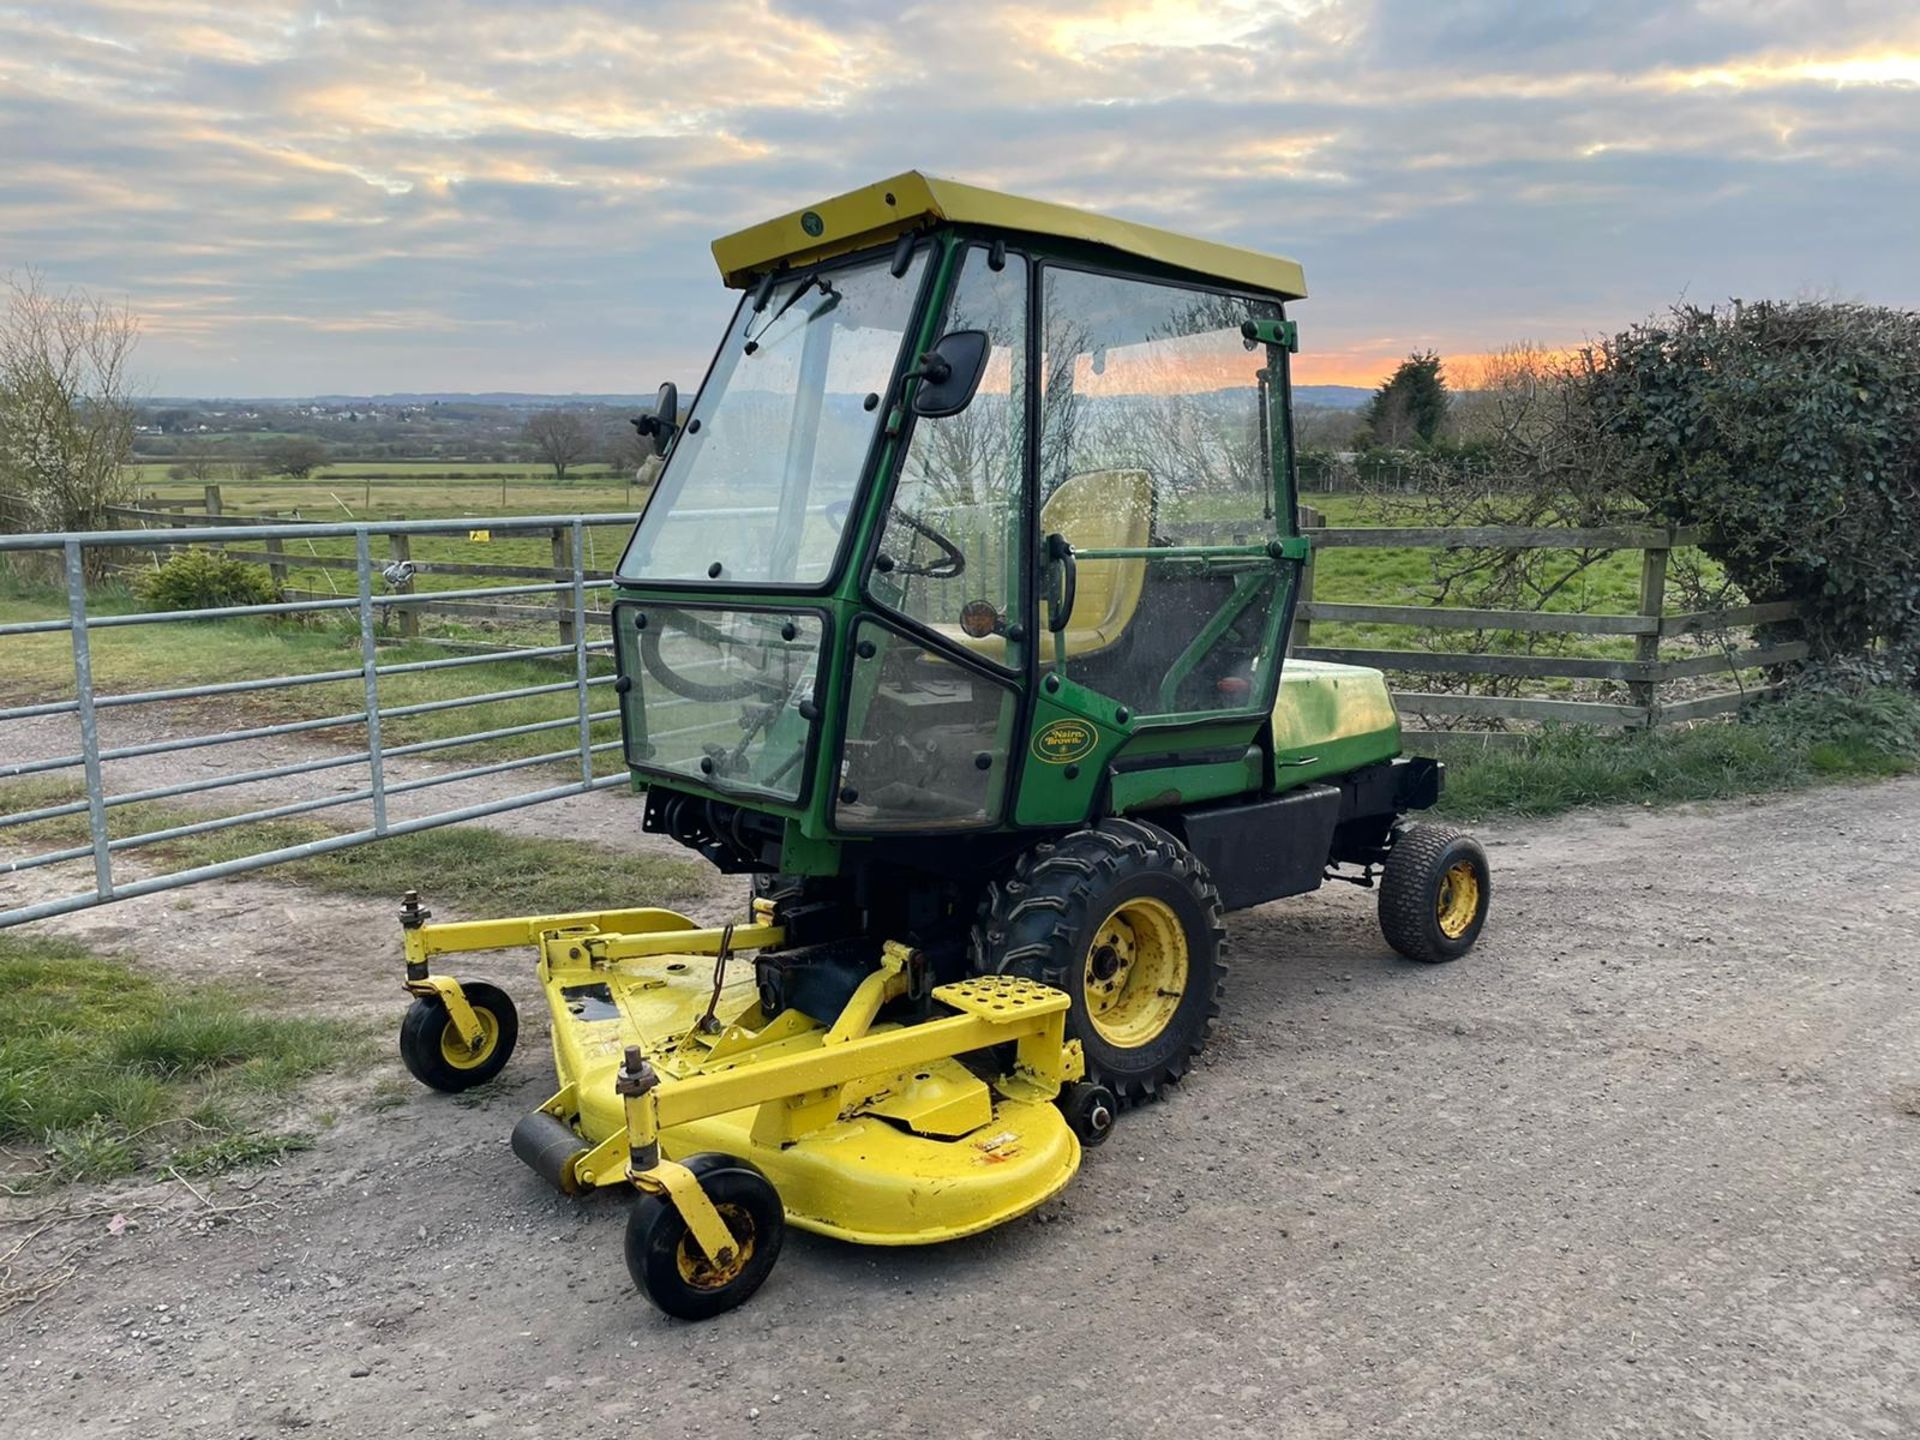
[0,513,650,929]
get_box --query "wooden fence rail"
[1289,503,1800,740]
[67,496,1801,739]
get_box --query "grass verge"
[0,785,710,915]
[1434,687,1920,822]
[0,932,359,1186]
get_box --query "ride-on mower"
[393,172,1490,1318]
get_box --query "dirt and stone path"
[4,776,1918,1438]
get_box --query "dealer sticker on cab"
[1032,718,1098,765]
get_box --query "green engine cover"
[1269,659,1402,792]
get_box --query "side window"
[1038,268,1287,717]
[870,247,1028,669]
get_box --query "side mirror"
[631,380,680,457]
[908,330,990,419]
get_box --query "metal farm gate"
[0,514,641,929]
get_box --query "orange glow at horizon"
[1047,335,1582,396]
[1292,346,1582,391]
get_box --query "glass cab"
[614,228,1300,834]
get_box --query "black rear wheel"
[971,819,1225,1104]
[1379,823,1490,963]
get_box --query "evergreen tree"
[1366,351,1450,446]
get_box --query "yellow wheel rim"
[1082,896,1189,1049]
[675,1203,754,1290]
[1436,861,1481,940]
[438,1006,499,1070]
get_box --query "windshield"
[618,247,931,588]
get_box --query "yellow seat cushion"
[932,469,1151,662]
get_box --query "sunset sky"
[3,1,1917,396]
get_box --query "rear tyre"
[398,980,518,1092]
[972,819,1225,1104]
[625,1154,785,1321]
[1379,823,1490,963]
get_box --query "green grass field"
[132,460,632,479]
[0,575,624,780]
[125,477,642,599]
[124,483,1687,642]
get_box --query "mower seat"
[936,469,1151,663]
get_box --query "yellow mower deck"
[402,903,1084,1248]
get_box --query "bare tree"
[526,408,593,482]
[1448,343,1555,448]
[0,270,139,538]
[1293,403,1365,452]
[1355,343,1642,725]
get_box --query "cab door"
[1018,263,1303,824]
[832,243,1035,833]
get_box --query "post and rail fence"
[0,499,1802,929]
[1285,504,1805,742]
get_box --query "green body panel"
[778,820,842,876]
[1268,660,1402,792]
[1109,750,1263,814]
[1013,679,1131,828]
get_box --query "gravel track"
[4,775,1918,1439]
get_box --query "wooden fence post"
[389,521,417,639]
[1291,503,1321,652]
[1630,534,1670,724]
[201,483,224,554]
[261,511,289,593]
[551,525,575,648]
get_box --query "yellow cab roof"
[710,170,1306,300]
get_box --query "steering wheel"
[882,508,966,579]
[640,610,793,704]
[823,497,852,532]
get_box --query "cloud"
[0,0,1914,392]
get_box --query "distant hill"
[153,385,1376,410]
[1294,385,1372,410]
[144,393,666,408]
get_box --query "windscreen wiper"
[744,270,837,350]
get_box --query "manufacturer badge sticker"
[1032,718,1098,765]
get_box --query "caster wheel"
[1060,1081,1117,1147]
[626,1153,785,1321]
[1380,823,1490,963]
[398,980,518,1092]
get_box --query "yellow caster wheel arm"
[625,1153,786,1320]
[398,978,518,1092]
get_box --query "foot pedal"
[932,975,1070,1022]
[511,1111,590,1194]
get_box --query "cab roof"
[710,171,1307,300]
